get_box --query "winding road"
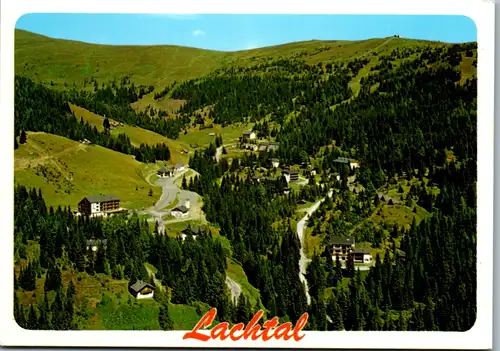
[139,168,204,234]
[297,190,333,305]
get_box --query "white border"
[0,0,494,348]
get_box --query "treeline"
[65,82,188,139]
[277,47,476,172]
[13,184,233,329]
[14,76,171,163]
[154,81,177,100]
[171,67,352,125]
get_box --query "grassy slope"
[69,104,191,164]
[15,29,227,89]
[14,132,159,210]
[15,29,453,90]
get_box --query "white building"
[242,131,256,140]
[270,158,280,168]
[158,166,174,178]
[350,162,360,170]
[171,205,189,218]
[175,163,186,172]
[78,195,121,218]
[352,249,372,264]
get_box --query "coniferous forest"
[14,31,477,332]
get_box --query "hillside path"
[225,276,242,305]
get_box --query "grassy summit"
[15,29,449,89]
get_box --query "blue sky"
[15,14,476,51]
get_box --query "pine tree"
[44,261,62,292]
[158,303,174,330]
[38,293,52,330]
[19,130,27,144]
[103,118,111,130]
[327,295,344,331]
[28,305,39,330]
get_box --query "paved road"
[138,168,206,233]
[153,169,188,210]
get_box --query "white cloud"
[192,29,206,37]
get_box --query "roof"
[353,248,371,254]
[173,205,189,213]
[175,163,185,168]
[158,166,173,173]
[82,194,119,204]
[334,157,350,163]
[243,131,254,135]
[129,280,154,293]
[270,158,280,162]
[329,236,355,246]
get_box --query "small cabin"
[352,248,372,264]
[171,205,189,218]
[158,166,173,178]
[129,280,154,299]
[270,158,280,168]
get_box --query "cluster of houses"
[329,236,373,264]
[157,163,186,178]
[239,131,279,152]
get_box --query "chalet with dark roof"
[171,205,189,218]
[158,166,173,178]
[329,236,355,261]
[352,248,372,264]
[129,280,154,299]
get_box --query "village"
[71,129,379,300]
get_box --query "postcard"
[0,0,494,349]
